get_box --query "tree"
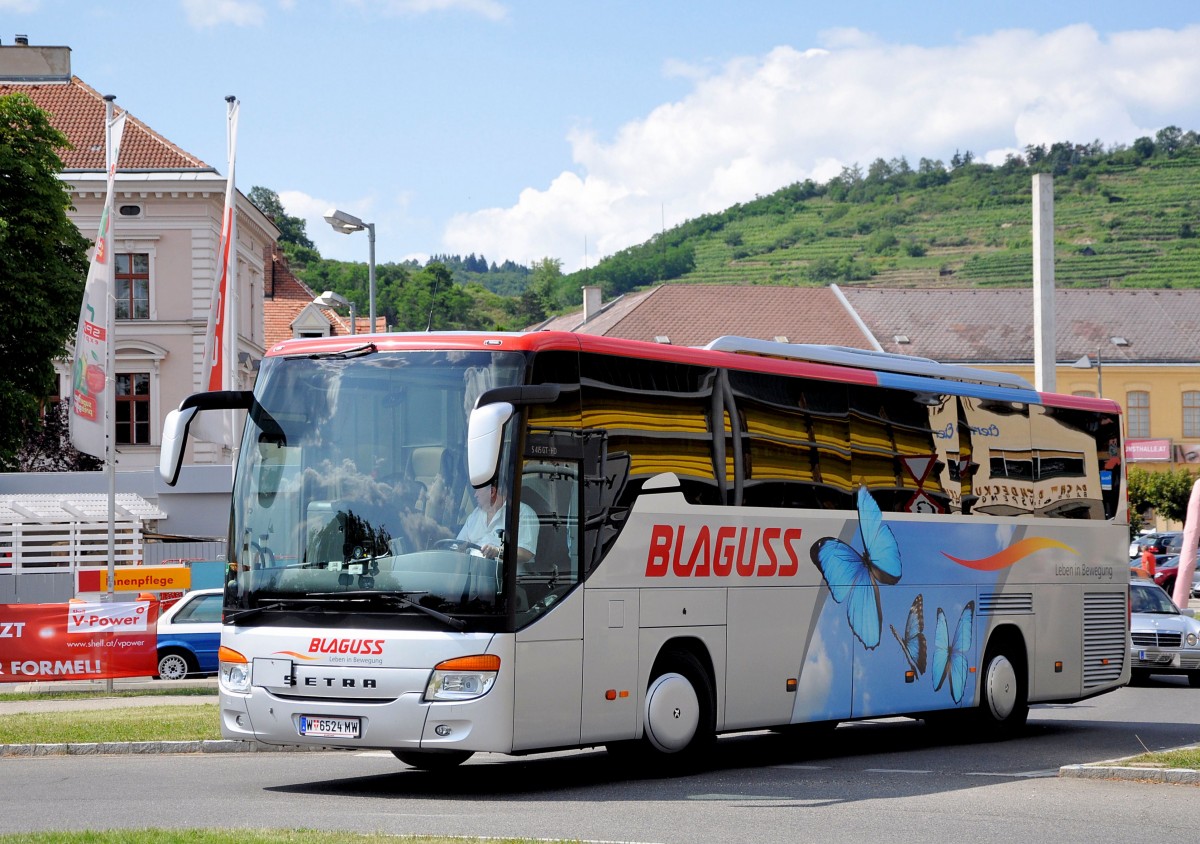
[1128,467,1199,530]
[0,94,90,470]
[15,401,102,472]
[248,185,315,260]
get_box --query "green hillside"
[561,137,1200,301]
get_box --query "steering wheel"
[248,541,276,569]
[433,538,482,553]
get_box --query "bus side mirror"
[467,401,514,488]
[159,406,199,485]
[158,390,255,486]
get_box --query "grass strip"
[0,688,216,702]
[0,833,561,844]
[1120,747,1200,769]
[0,704,221,744]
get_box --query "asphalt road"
[2,676,1198,843]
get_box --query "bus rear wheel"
[976,646,1028,736]
[391,749,474,771]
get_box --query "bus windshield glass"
[226,348,526,628]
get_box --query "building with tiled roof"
[538,283,1200,474]
[1,40,279,472]
[263,248,385,350]
[535,284,874,348]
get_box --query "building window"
[1072,390,1096,398]
[116,372,151,444]
[1127,391,1150,439]
[115,253,150,320]
[1185,392,1200,438]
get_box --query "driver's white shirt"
[456,500,538,556]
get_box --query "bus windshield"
[226,348,526,628]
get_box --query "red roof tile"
[0,76,209,170]
[263,249,385,348]
[536,284,874,349]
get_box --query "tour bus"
[159,331,1129,770]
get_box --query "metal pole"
[349,301,357,335]
[367,222,376,332]
[103,95,117,694]
[1096,347,1103,398]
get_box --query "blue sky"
[6,1,1200,272]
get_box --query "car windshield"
[1132,583,1180,615]
[225,348,526,627]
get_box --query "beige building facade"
[1,42,279,473]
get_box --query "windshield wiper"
[307,589,467,631]
[303,343,377,360]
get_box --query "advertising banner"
[1125,439,1172,462]
[0,601,158,681]
[76,565,191,594]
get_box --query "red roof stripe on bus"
[268,331,883,387]
[1036,391,1122,414]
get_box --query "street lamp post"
[313,290,356,335]
[1071,350,1103,397]
[324,208,376,332]
[1071,337,1128,398]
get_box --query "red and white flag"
[194,97,240,447]
[69,106,127,460]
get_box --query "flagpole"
[103,94,117,694]
[225,95,239,478]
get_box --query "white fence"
[0,494,165,575]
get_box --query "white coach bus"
[160,331,1129,770]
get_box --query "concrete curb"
[1059,745,1200,785]
[0,740,333,757]
[1059,763,1200,784]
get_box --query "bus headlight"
[219,645,251,694]
[424,654,500,702]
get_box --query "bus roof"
[266,331,1121,414]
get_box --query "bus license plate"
[299,716,361,739]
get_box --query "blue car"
[155,588,223,680]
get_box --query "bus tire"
[643,649,715,760]
[976,644,1028,737]
[391,749,474,771]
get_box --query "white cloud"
[443,24,1200,272]
[0,0,38,12]
[181,0,266,28]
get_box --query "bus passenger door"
[512,456,584,751]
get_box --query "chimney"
[0,38,71,83]
[582,286,602,323]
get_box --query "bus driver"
[457,481,538,566]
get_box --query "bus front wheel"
[392,750,474,771]
[976,646,1028,736]
[642,650,715,758]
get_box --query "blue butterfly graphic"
[932,601,975,704]
[810,485,902,649]
[890,594,927,677]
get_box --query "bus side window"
[520,460,579,579]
